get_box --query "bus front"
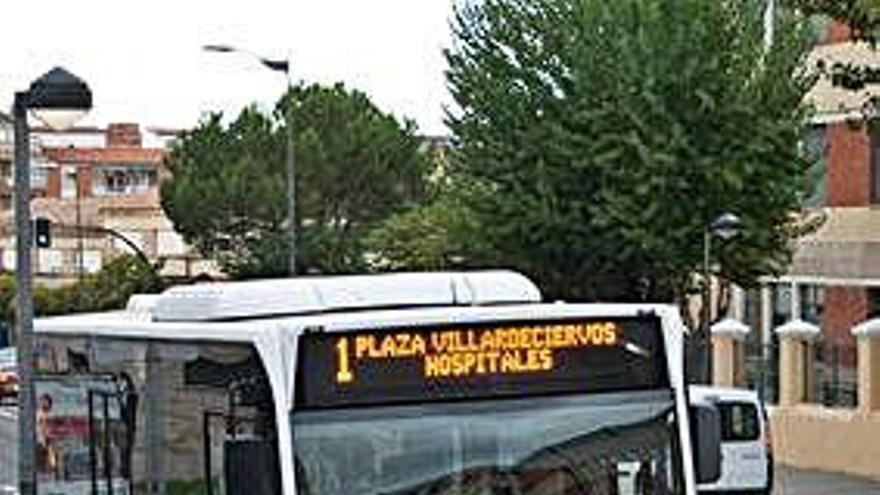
[290,308,695,495]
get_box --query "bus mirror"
[690,404,722,484]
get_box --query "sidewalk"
[774,465,880,494]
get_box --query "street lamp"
[698,212,744,382]
[203,44,297,276]
[13,66,92,495]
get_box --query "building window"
[75,250,102,274]
[803,124,827,208]
[61,166,77,199]
[801,285,825,325]
[2,250,14,271]
[868,288,880,319]
[771,284,792,327]
[30,166,49,190]
[872,120,880,203]
[92,165,155,196]
[37,249,64,274]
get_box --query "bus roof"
[149,270,541,322]
[32,271,687,345]
[34,301,686,343]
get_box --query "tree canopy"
[0,255,162,324]
[444,0,818,305]
[793,0,880,44]
[364,187,489,271]
[161,83,428,278]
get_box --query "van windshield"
[292,390,682,495]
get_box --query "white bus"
[33,271,720,495]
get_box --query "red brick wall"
[821,287,867,342]
[826,122,871,207]
[45,168,61,199]
[77,167,92,198]
[106,123,141,148]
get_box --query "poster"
[35,375,130,495]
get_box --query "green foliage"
[446,0,817,303]
[72,255,163,313]
[364,189,490,271]
[791,0,880,43]
[162,83,428,278]
[0,275,15,323]
[0,255,162,323]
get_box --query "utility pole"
[203,45,297,275]
[284,52,296,276]
[12,67,92,495]
[13,91,37,495]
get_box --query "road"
[2,404,880,495]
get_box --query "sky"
[0,0,456,136]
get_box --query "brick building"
[736,21,880,406]
[0,122,219,284]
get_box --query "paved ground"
[774,465,880,494]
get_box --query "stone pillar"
[852,319,880,413]
[776,319,820,407]
[711,318,750,387]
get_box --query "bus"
[32,270,720,495]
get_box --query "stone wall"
[770,406,880,480]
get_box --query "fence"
[812,337,858,408]
[744,340,779,404]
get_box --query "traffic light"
[34,217,51,248]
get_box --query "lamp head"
[27,67,92,130]
[203,44,236,53]
[710,212,743,240]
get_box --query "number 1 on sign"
[336,337,354,384]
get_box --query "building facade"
[0,122,218,285]
[722,20,880,400]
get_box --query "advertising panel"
[35,375,129,495]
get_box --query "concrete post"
[852,320,880,413]
[711,318,750,387]
[775,319,820,407]
[145,342,165,495]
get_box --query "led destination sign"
[337,321,618,382]
[296,316,668,409]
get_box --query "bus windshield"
[292,389,681,495]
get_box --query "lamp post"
[699,212,744,382]
[13,67,92,495]
[203,44,297,276]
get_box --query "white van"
[690,385,773,494]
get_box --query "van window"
[718,402,759,442]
